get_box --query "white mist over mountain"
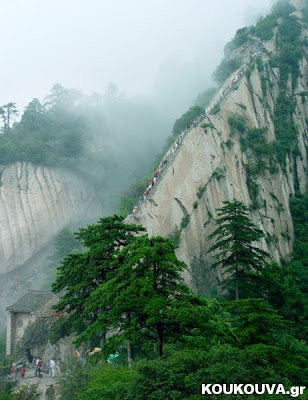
[1,0,271,112]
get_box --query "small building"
[6,290,59,356]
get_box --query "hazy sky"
[1,0,273,112]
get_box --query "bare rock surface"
[127,25,308,294]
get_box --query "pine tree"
[20,98,47,131]
[79,235,204,358]
[0,102,18,134]
[51,216,145,345]
[208,199,269,300]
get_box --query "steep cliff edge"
[0,162,101,327]
[127,0,308,294]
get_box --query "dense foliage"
[172,105,204,136]
[253,193,308,341]
[49,194,308,399]
[212,58,241,85]
[271,15,304,166]
[0,332,6,367]
[51,216,145,346]
[52,217,215,359]
[224,27,250,57]
[2,1,307,398]
[0,88,87,166]
[207,200,269,300]
[0,82,174,214]
[0,382,41,400]
[51,2,308,395]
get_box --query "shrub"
[253,15,277,41]
[13,384,41,400]
[266,234,279,245]
[273,94,297,166]
[172,106,204,136]
[168,227,182,248]
[245,63,255,79]
[197,185,206,199]
[181,215,190,229]
[225,139,234,149]
[247,177,261,210]
[228,116,247,133]
[213,58,242,84]
[212,104,221,115]
[201,122,214,131]
[269,163,279,175]
[212,167,226,181]
[235,103,247,111]
[281,231,291,240]
[119,179,148,215]
[224,27,250,56]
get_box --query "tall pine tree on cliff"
[208,199,269,300]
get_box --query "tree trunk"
[156,323,164,357]
[127,341,134,367]
[126,313,135,366]
[99,331,106,347]
[7,108,10,133]
[235,267,239,301]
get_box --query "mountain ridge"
[126,0,308,294]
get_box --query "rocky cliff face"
[0,162,101,328]
[127,1,308,294]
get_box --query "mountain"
[126,0,308,295]
[0,162,101,329]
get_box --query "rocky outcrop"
[0,162,101,328]
[0,162,100,273]
[127,5,308,295]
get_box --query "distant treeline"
[0,83,173,213]
[0,85,90,166]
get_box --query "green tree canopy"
[19,98,47,132]
[77,235,209,358]
[0,102,18,135]
[51,216,145,345]
[172,105,203,136]
[212,58,241,84]
[208,199,269,300]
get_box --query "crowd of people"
[249,40,265,61]
[132,41,264,215]
[7,356,61,383]
[28,356,61,379]
[8,362,25,380]
[132,133,185,213]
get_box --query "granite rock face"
[0,162,101,328]
[127,10,308,294]
[0,162,100,273]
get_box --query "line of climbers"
[132,40,264,215]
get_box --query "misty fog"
[0,0,274,213]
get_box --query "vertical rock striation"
[0,162,101,328]
[127,2,308,294]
